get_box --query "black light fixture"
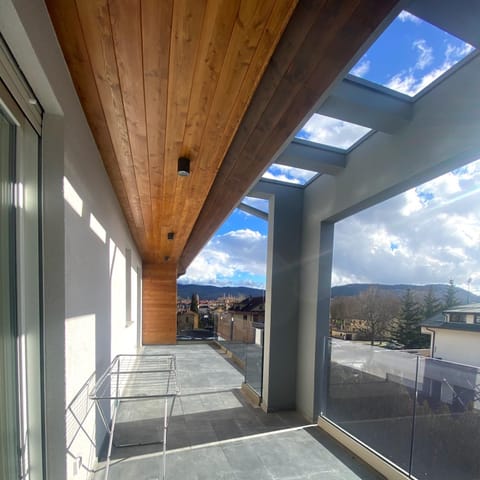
[177,156,190,176]
[167,231,174,240]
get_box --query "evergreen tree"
[190,293,199,314]
[392,289,428,348]
[443,279,459,308]
[423,286,441,319]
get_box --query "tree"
[443,279,459,309]
[392,289,428,348]
[330,296,357,330]
[190,293,199,314]
[423,286,442,319]
[356,288,399,345]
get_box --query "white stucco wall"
[1,1,142,478]
[434,330,480,367]
[297,54,480,420]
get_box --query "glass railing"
[244,324,264,396]
[214,314,264,396]
[324,338,480,479]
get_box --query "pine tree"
[190,293,199,314]
[443,279,459,308]
[392,289,427,348]
[423,286,441,319]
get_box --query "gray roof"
[443,303,480,314]
[421,312,445,328]
[429,322,480,333]
[421,306,480,332]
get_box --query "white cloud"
[263,170,301,184]
[298,114,371,149]
[446,43,474,63]
[400,188,424,216]
[351,60,370,78]
[178,229,267,287]
[413,39,433,70]
[398,11,422,24]
[386,40,474,96]
[263,163,317,184]
[333,158,480,294]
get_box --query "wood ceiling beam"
[179,0,401,274]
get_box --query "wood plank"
[179,0,399,272]
[109,0,153,248]
[171,0,241,257]
[160,0,207,260]
[141,0,173,260]
[173,0,288,258]
[45,0,146,254]
[75,0,146,234]
[142,263,177,344]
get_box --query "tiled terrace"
[93,344,384,480]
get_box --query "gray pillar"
[313,221,334,419]
[260,183,303,411]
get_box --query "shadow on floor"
[304,426,385,479]
[106,388,308,460]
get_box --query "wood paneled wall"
[142,263,177,344]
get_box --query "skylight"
[295,114,371,150]
[262,164,318,185]
[350,10,475,97]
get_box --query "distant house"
[422,303,480,367]
[217,296,265,343]
[331,318,368,341]
[230,296,265,325]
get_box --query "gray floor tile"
[93,344,384,480]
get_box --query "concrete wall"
[434,330,480,367]
[1,1,142,478]
[296,54,480,420]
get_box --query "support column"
[260,183,303,411]
[142,263,177,344]
[313,221,334,418]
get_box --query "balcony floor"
[93,344,384,480]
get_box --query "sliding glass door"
[0,104,20,479]
[0,80,43,479]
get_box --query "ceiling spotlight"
[177,157,190,176]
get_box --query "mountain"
[178,282,479,304]
[331,283,480,304]
[177,284,265,300]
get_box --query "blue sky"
[349,10,473,96]
[178,11,478,294]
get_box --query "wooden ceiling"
[46,0,398,271]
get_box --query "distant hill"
[331,283,480,305]
[177,283,265,300]
[178,282,479,304]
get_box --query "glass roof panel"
[262,164,318,185]
[350,10,475,97]
[295,114,371,150]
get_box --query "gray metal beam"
[408,0,480,49]
[275,141,346,176]
[238,202,268,221]
[318,77,413,133]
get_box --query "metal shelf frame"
[89,354,179,480]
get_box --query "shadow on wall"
[65,372,97,479]
[63,177,140,479]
